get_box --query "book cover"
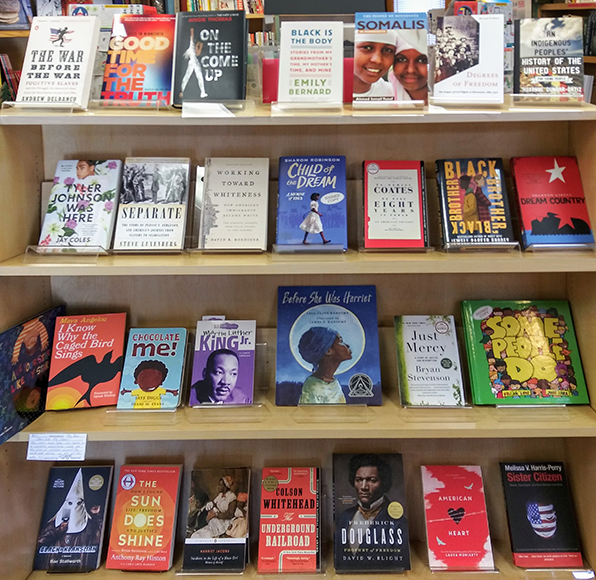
[514,18,584,99]
[46,312,126,410]
[17,16,100,108]
[278,20,343,105]
[276,285,381,406]
[38,159,122,250]
[334,453,410,572]
[363,160,427,249]
[461,300,589,405]
[354,13,428,104]
[421,465,494,571]
[184,467,250,572]
[511,156,594,249]
[0,0,32,30]
[200,157,269,251]
[172,10,247,106]
[189,319,255,405]
[106,465,182,571]
[258,467,320,574]
[0,305,64,446]
[394,315,466,407]
[433,14,504,104]
[101,14,176,105]
[112,157,190,251]
[500,462,582,568]
[34,466,113,572]
[117,327,187,410]
[436,158,516,249]
[277,156,347,249]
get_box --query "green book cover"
[461,300,589,405]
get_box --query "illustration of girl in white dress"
[300,193,330,244]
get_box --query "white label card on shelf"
[573,572,595,580]
[26,433,87,461]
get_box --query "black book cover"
[172,11,247,106]
[333,453,410,572]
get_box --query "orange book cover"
[46,313,126,410]
[106,465,182,571]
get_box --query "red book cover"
[258,467,320,574]
[46,313,126,410]
[106,465,182,571]
[511,156,594,249]
[421,465,495,571]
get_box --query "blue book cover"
[117,327,187,410]
[276,156,347,249]
[276,285,381,406]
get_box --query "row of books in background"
[176,0,263,15]
[34,459,584,574]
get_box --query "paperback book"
[106,465,182,571]
[258,467,320,573]
[334,453,410,572]
[112,157,190,251]
[511,156,594,249]
[117,327,187,410]
[34,466,114,572]
[394,315,466,407]
[183,467,250,572]
[46,312,126,410]
[363,160,427,249]
[421,465,494,571]
[500,462,582,568]
[276,285,381,406]
[461,299,589,405]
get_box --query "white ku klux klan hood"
[54,469,91,534]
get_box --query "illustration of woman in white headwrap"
[389,29,429,104]
[190,475,237,538]
[353,29,398,100]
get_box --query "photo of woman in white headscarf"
[389,29,429,104]
[190,475,237,539]
[353,29,398,101]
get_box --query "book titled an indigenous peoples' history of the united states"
[500,462,582,568]
[333,453,410,572]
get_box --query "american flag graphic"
[49,28,73,45]
[527,502,557,538]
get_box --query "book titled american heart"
[117,327,187,410]
[34,466,114,572]
[46,312,126,410]
[258,467,320,574]
[511,156,594,250]
[106,465,182,571]
[421,465,494,571]
[500,462,582,568]
[17,16,100,108]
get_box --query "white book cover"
[278,21,343,105]
[433,14,504,104]
[113,157,190,251]
[17,16,100,108]
[201,157,269,251]
[394,315,466,407]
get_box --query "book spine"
[420,161,429,248]
[460,302,481,405]
[513,20,520,94]
[435,161,449,249]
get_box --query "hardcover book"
[421,465,494,571]
[436,158,517,250]
[184,467,250,572]
[172,10,247,106]
[38,159,122,250]
[277,156,347,250]
[394,315,466,407]
[334,453,410,572]
[258,467,320,573]
[363,160,427,249]
[500,462,582,568]
[112,157,190,251]
[276,285,381,406]
[0,305,64,446]
[34,466,114,572]
[117,327,187,410]
[17,16,101,108]
[200,157,269,251]
[461,300,589,405]
[46,312,126,410]
[106,465,182,571]
[511,156,594,250]
[189,319,255,406]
